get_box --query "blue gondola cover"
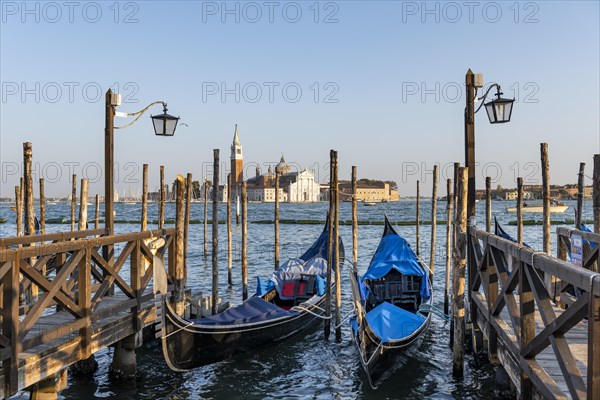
[365,301,426,342]
[191,297,295,326]
[362,234,431,300]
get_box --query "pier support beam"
[70,355,99,378]
[28,369,68,400]
[109,332,142,382]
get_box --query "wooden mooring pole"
[485,176,491,233]
[594,154,600,234]
[275,166,280,270]
[95,194,100,229]
[174,175,186,316]
[227,173,233,286]
[444,178,452,315]
[352,166,358,269]
[141,164,148,231]
[541,143,550,254]
[325,149,334,339]
[203,178,208,258]
[39,178,45,235]
[241,181,248,300]
[416,180,420,256]
[15,185,22,237]
[211,150,220,315]
[159,165,165,229]
[184,173,192,279]
[23,142,34,237]
[334,151,341,342]
[452,167,467,378]
[71,175,76,231]
[430,165,438,274]
[79,179,88,230]
[449,162,459,346]
[517,176,534,397]
[576,162,585,229]
[517,177,524,245]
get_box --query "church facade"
[246,156,320,203]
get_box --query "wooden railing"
[469,225,600,400]
[0,228,175,397]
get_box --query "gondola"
[494,217,531,248]
[349,216,432,388]
[160,216,344,371]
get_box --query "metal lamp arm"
[115,101,167,129]
[474,83,501,114]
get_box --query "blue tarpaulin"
[191,297,295,326]
[365,301,425,342]
[363,233,431,300]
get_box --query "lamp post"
[103,89,179,268]
[464,69,514,347]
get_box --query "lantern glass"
[151,112,179,136]
[484,97,514,124]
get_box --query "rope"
[294,306,332,319]
[360,339,384,366]
[418,304,450,321]
[333,310,355,329]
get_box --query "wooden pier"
[467,225,600,399]
[0,227,176,398]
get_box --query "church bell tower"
[230,124,243,193]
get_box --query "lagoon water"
[0,199,594,399]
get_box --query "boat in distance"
[160,216,344,370]
[349,216,432,388]
[506,201,568,213]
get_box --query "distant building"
[246,156,320,202]
[338,180,400,202]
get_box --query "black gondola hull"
[161,295,327,370]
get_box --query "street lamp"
[103,89,179,270]
[463,69,514,340]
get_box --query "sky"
[1,0,599,198]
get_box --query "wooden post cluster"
[576,163,585,229]
[485,176,491,233]
[449,162,459,345]
[227,174,233,286]
[203,178,208,258]
[241,182,248,300]
[71,175,77,231]
[541,143,550,254]
[416,180,420,256]
[452,167,468,378]
[444,178,452,315]
[39,178,46,235]
[430,165,438,274]
[174,175,186,316]
[159,165,165,229]
[325,150,334,339]
[211,150,220,315]
[275,166,280,270]
[141,164,148,231]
